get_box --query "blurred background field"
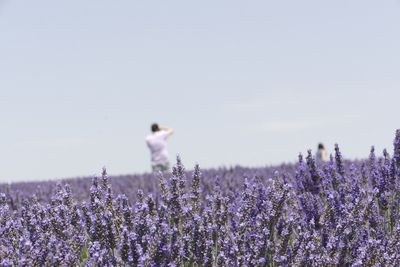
[1,0,399,182]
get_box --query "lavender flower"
[0,130,400,265]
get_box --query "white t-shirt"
[316,149,328,162]
[146,130,170,165]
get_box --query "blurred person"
[315,143,328,163]
[146,123,174,172]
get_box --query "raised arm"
[160,126,174,135]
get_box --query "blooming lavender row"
[0,165,294,211]
[0,130,400,266]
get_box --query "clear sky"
[0,0,399,182]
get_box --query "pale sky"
[0,0,399,182]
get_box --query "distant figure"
[146,123,174,172]
[316,143,328,163]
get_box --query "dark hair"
[151,123,160,132]
[318,143,325,150]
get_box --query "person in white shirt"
[145,123,174,172]
[315,143,328,163]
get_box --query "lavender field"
[1,130,400,266]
